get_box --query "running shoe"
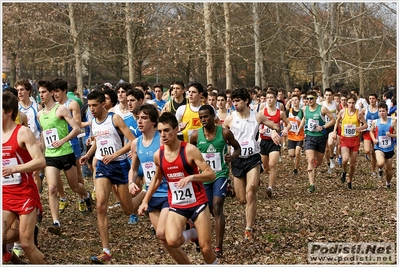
[329,159,336,169]
[337,156,342,166]
[340,172,346,183]
[327,167,333,175]
[84,191,94,212]
[48,222,61,236]
[109,202,121,210]
[214,247,223,258]
[307,184,316,193]
[34,224,40,249]
[371,172,377,177]
[378,169,383,179]
[365,154,370,160]
[128,214,139,225]
[12,244,23,257]
[244,229,253,241]
[59,199,68,213]
[266,187,273,199]
[293,169,298,175]
[78,201,87,214]
[92,189,96,201]
[348,182,352,189]
[386,183,391,189]
[90,251,112,264]
[2,244,13,263]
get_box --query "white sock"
[182,228,197,243]
[205,259,218,265]
[103,248,111,255]
[60,197,67,202]
[54,220,60,226]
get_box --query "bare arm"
[2,127,46,177]
[128,139,143,195]
[19,111,28,127]
[70,100,82,128]
[321,106,336,129]
[56,105,80,147]
[189,129,199,146]
[223,128,241,162]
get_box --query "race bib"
[2,158,22,185]
[344,124,357,137]
[43,128,60,148]
[169,181,196,205]
[240,140,255,157]
[141,162,156,187]
[378,135,392,149]
[366,119,374,131]
[262,125,272,137]
[290,121,299,132]
[202,153,222,172]
[307,119,319,132]
[98,138,116,156]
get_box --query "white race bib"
[169,182,196,205]
[141,162,156,187]
[307,119,319,132]
[202,153,222,172]
[290,121,299,132]
[344,124,357,137]
[378,135,392,149]
[98,138,116,156]
[240,140,255,157]
[366,119,374,131]
[262,125,272,137]
[43,128,60,148]
[2,158,22,185]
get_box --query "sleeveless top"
[39,104,73,157]
[197,126,229,183]
[322,101,337,125]
[287,108,305,141]
[260,107,280,140]
[114,104,142,138]
[19,101,41,140]
[341,108,360,137]
[181,104,202,142]
[2,124,40,198]
[159,142,208,209]
[92,112,126,161]
[304,105,326,137]
[365,105,379,132]
[136,131,168,197]
[62,99,79,147]
[168,97,188,116]
[229,110,261,158]
[374,118,395,152]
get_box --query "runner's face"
[188,87,201,104]
[53,88,66,103]
[104,94,113,110]
[88,99,104,118]
[232,98,247,112]
[267,94,276,107]
[16,85,29,101]
[292,97,299,107]
[216,96,226,109]
[378,108,387,119]
[117,88,127,102]
[38,87,53,104]
[136,111,154,133]
[198,109,214,128]
[207,96,216,107]
[347,99,356,110]
[127,95,141,112]
[324,92,332,101]
[154,87,163,99]
[369,96,377,105]
[158,122,177,145]
[172,85,184,98]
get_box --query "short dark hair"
[134,81,149,91]
[15,79,32,92]
[187,82,204,94]
[103,88,118,107]
[127,88,144,101]
[306,90,317,97]
[3,91,19,121]
[68,83,77,93]
[153,83,163,91]
[217,93,227,100]
[87,89,105,103]
[3,87,18,97]
[199,104,215,116]
[378,102,388,111]
[324,88,333,94]
[158,112,178,129]
[115,82,133,92]
[52,78,68,91]
[134,103,159,128]
[231,88,250,106]
[37,80,55,92]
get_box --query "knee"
[237,196,246,204]
[48,184,58,195]
[212,203,224,217]
[156,231,166,242]
[166,237,181,248]
[96,202,107,215]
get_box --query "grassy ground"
[11,146,397,264]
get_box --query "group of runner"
[2,79,396,264]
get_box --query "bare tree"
[224,2,233,90]
[204,3,215,85]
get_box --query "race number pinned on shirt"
[378,135,392,149]
[307,119,319,132]
[366,119,374,131]
[202,153,222,172]
[43,128,59,148]
[169,182,196,205]
[344,124,357,137]
[290,121,299,132]
[240,140,255,157]
[262,126,272,137]
[142,162,156,187]
[98,138,116,156]
[2,158,22,185]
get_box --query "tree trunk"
[204,3,214,86]
[224,3,233,90]
[68,3,83,96]
[253,3,263,87]
[125,3,135,83]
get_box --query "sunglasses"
[307,97,315,100]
